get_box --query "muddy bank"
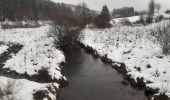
[79,43,169,100]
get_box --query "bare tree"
[75,2,93,28]
[151,21,170,55]
[50,12,81,48]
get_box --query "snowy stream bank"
[80,23,170,99]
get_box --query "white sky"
[52,0,170,11]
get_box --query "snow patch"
[0,76,59,100]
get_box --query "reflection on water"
[59,47,146,100]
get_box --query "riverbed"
[59,47,147,100]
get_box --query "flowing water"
[59,47,147,100]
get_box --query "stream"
[59,47,147,100]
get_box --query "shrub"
[155,15,164,22]
[33,89,48,100]
[152,21,170,55]
[93,15,112,28]
[139,15,146,25]
[0,80,16,100]
[49,14,81,48]
[120,19,132,26]
[50,25,81,48]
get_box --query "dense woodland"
[0,0,56,21]
[0,0,95,25]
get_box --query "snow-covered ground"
[0,45,8,54]
[0,25,65,80]
[111,16,140,24]
[0,23,66,100]
[80,22,170,97]
[0,76,59,100]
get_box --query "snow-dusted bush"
[152,21,170,55]
[50,25,81,48]
[50,12,82,48]
[33,83,59,100]
[0,80,16,100]
[155,15,164,22]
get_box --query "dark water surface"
[59,47,146,100]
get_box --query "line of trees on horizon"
[0,0,168,27]
[0,0,96,24]
[112,7,143,18]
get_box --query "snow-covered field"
[0,23,66,100]
[80,23,170,97]
[0,25,65,80]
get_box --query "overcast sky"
[52,0,170,11]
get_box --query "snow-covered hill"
[111,12,170,24]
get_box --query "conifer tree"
[93,5,111,28]
[101,5,110,23]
